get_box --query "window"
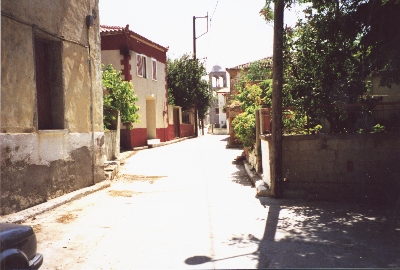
[215,108,219,114]
[137,54,147,78]
[152,59,157,80]
[34,34,64,129]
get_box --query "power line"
[207,0,219,70]
[210,0,219,24]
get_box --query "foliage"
[283,1,375,132]
[373,124,385,133]
[355,0,400,86]
[246,59,273,81]
[167,54,212,120]
[232,61,274,148]
[260,0,400,133]
[233,110,256,148]
[102,64,139,130]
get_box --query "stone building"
[100,25,186,148]
[1,0,105,215]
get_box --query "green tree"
[283,1,391,132]
[102,64,139,130]
[232,61,273,148]
[355,0,400,86]
[167,54,212,123]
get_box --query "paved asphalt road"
[24,134,399,269]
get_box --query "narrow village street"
[23,134,399,269]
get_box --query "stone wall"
[261,133,400,204]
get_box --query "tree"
[102,64,139,130]
[167,54,212,130]
[356,0,400,86]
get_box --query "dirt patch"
[108,190,141,197]
[56,213,76,224]
[32,224,42,233]
[119,174,166,183]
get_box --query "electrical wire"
[207,0,219,71]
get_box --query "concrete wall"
[1,0,104,215]
[261,133,400,204]
[217,92,227,126]
[371,76,400,102]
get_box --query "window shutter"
[137,54,143,76]
[142,56,147,78]
[152,59,157,80]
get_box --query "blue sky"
[99,0,305,72]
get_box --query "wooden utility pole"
[271,0,284,197]
[192,14,208,137]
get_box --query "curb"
[243,160,271,197]
[0,180,111,224]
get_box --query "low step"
[147,139,160,147]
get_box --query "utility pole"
[271,0,284,197]
[193,13,208,137]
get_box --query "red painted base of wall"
[180,124,194,138]
[121,126,190,149]
[120,128,147,149]
[156,127,174,142]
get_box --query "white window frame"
[151,58,157,81]
[137,54,147,78]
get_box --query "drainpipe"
[86,11,96,185]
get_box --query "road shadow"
[185,197,400,268]
[230,165,253,187]
[250,197,400,268]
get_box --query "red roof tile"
[100,24,168,52]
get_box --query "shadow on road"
[184,197,400,268]
[252,198,400,268]
[230,165,253,187]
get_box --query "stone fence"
[261,132,400,204]
[104,130,119,160]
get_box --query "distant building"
[208,65,229,128]
[100,25,187,148]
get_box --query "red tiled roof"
[100,24,168,52]
[227,57,273,70]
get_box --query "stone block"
[333,161,347,174]
[336,139,360,150]
[322,161,335,172]
[286,159,309,173]
[359,136,375,149]
[336,150,358,162]
[311,149,336,162]
[308,159,322,171]
[299,140,319,151]
[283,140,299,151]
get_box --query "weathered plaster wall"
[261,133,400,204]
[0,132,104,215]
[1,17,36,133]
[2,0,103,133]
[1,0,105,215]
